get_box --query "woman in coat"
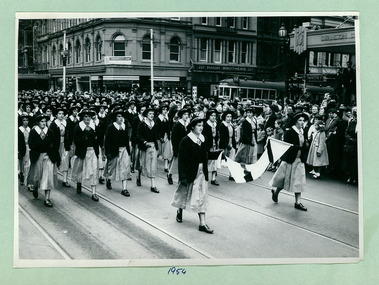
[71,108,100,202]
[307,121,329,179]
[269,112,309,211]
[27,113,60,207]
[136,107,160,193]
[219,110,237,180]
[171,116,213,234]
[103,108,132,197]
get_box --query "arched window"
[67,42,72,65]
[75,39,81,64]
[59,44,63,65]
[142,35,151,60]
[85,37,91,62]
[170,37,180,62]
[113,35,125,56]
[95,35,102,61]
[52,45,56,66]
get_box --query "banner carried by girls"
[221,138,292,183]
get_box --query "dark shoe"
[33,186,38,199]
[127,177,132,181]
[19,173,24,185]
[176,210,182,223]
[62,181,70,188]
[294,203,307,211]
[91,194,99,202]
[76,182,82,194]
[211,180,219,186]
[121,189,130,197]
[106,179,112,190]
[44,200,53,207]
[151,187,159,193]
[167,174,173,185]
[130,166,135,173]
[27,186,33,192]
[99,177,105,184]
[164,168,169,173]
[136,178,141,186]
[229,176,235,181]
[271,189,278,203]
[199,225,214,234]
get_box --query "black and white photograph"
[15,12,361,267]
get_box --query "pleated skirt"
[71,147,99,185]
[139,142,157,178]
[269,158,306,193]
[104,147,131,181]
[27,153,57,190]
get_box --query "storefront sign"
[104,56,132,65]
[293,26,307,54]
[321,32,355,42]
[154,81,186,88]
[193,64,256,73]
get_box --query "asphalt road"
[17,159,360,265]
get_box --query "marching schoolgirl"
[156,103,173,172]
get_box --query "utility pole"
[150,28,154,96]
[62,30,68,93]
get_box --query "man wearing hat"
[136,106,160,193]
[269,111,310,211]
[171,116,213,234]
[219,110,237,180]
[203,108,221,186]
[71,108,101,202]
[49,106,71,187]
[103,108,132,197]
[26,113,60,207]
[167,107,190,185]
[156,103,173,172]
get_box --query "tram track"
[54,167,359,253]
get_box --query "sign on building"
[104,56,132,65]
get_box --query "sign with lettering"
[192,64,257,74]
[293,26,307,54]
[321,32,355,42]
[104,56,132,65]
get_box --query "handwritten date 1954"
[168,267,186,275]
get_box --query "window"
[113,35,125,56]
[170,37,180,62]
[227,17,235,28]
[216,17,222,26]
[243,17,248,29]
[45,46,48,63]
[142,35,151,60]
[75,39,81,64]
[241,42,248,64]
[228,41,236,63]
[199,38,208,62]
[214,39,222,63]
[52,45,56,66]
[201,17,207,25]
[95,36,102,61]
[85,38,91,62]
[67,42,72,65]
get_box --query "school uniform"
[27,126,60,191]
[103,122,131,181]
[136,119,159,178]
[219,121,236,159]
[235,117,258,164]
[203,120,219,172]
[49,119,70,172]
[156,114,173,160]
[171,132,209,212]
[131,114,144,170]
[71,121,99,186]
[170,119,188,175]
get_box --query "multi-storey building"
[19,15,356,97]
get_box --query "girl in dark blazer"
[91,106,107,184]
[130,103,146,173]
[71,108,100,202]
[167,107,190,185]
[27,113,60,207]
[202,108,220,186]
[103,108,132,197]
[136,107,160,193]
[49,107,71,187]
[156,103,173,172]
[269,112,309,211]
[171,116,213,234]
[219,110,237,180]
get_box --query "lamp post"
[278,23,289,101]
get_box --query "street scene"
[16,14,360,265]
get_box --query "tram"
[217,77,335,102]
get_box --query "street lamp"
[278,23,287,38]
